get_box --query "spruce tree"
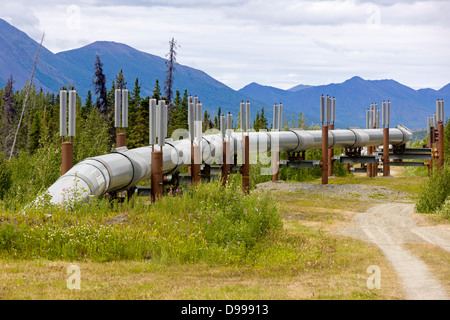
[115,69,127,90]
[253,110,261,132]
[1,75,17,155]
[153,79,161,101]
[85,90,93,111]
[260,107,268,130]
[164,37,178,123]
[93,54,108,114]
[28,110,41,154]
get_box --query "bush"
[0,153,12,200]
[436,196,450,220]
[415,165,450,215]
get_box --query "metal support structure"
[321,124,328,184]
[150,150,163,201]
[221,140,229,186]
[240,134,250,194]
[382,127,390,176]
[191,144,201,184]
[61,139,73,175]
[382,100,390,177]
[43,123,414,205]
[116,129,126,148]
[115,88,128,148]
[60,88,75,175]
[328,123,334,176]
[272,103,279,182]
[438,121,444,168]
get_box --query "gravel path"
[338,203,450,300]
[256,181,450,300]
[255,180,408,201]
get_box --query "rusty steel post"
[151,150,163,202]
[61,140,73,175]
[191,144,201,184]
[221,140,229,186]
[116,129,126,148]
[438,121,444,168]
[240,134,250,194]
[272,151,279,182]
[431,126,436,168]
[328,123,334,176]
[428,128,433,175]
[321,125,328,184]
[372,153,378,177]
[366,146,372,177]
[383,127,390,176]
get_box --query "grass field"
[0,168,443,300]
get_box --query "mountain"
[1,18,448,129]
[0,18,87,92]
[0,18,267,121]
[287,84,312,92]
[239,76,450,129]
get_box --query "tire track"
[339,203,449,300]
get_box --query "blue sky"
[1,0,449,90]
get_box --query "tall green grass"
[0,179,284,264]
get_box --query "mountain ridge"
[0,18,448,129]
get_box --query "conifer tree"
[164,37,178,123]
[28,110,41,154]
[1,75,17,155]
[85,90,93,111]
[260,107,268,130]
[153,79,161,101]
[115,69,127,90]
[93,54,108,114]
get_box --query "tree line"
[0,57,274,161]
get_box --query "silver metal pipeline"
[43,125,412,205]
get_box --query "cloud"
[1,0,449,90]
[0,2,40,32]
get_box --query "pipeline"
[43,125,412,205]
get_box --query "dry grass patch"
[406,243,450,295]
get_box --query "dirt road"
[338,202,450,300]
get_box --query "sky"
[1,0,449,91]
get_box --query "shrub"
[415,165,450,214]
[0,153,12,200]
[436,196,450,220]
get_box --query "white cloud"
[1,0,448,90]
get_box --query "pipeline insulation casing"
[188,101,194,142]
[240,101,246,132]
[122,89,128,128]
[387,101,390,127]
[366,109,370,129]
[326,96,331,124]
[68,89,76,137]
[246,101,250,131]
[114,89,121,128]
[59,90,67,136]
[220,114,225,140]
[43,125,413,206]
[320,95,324,124]
[272,104,278,131]
[331,97,336,123]
[278,103,282,130]
[149,99,157,145]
